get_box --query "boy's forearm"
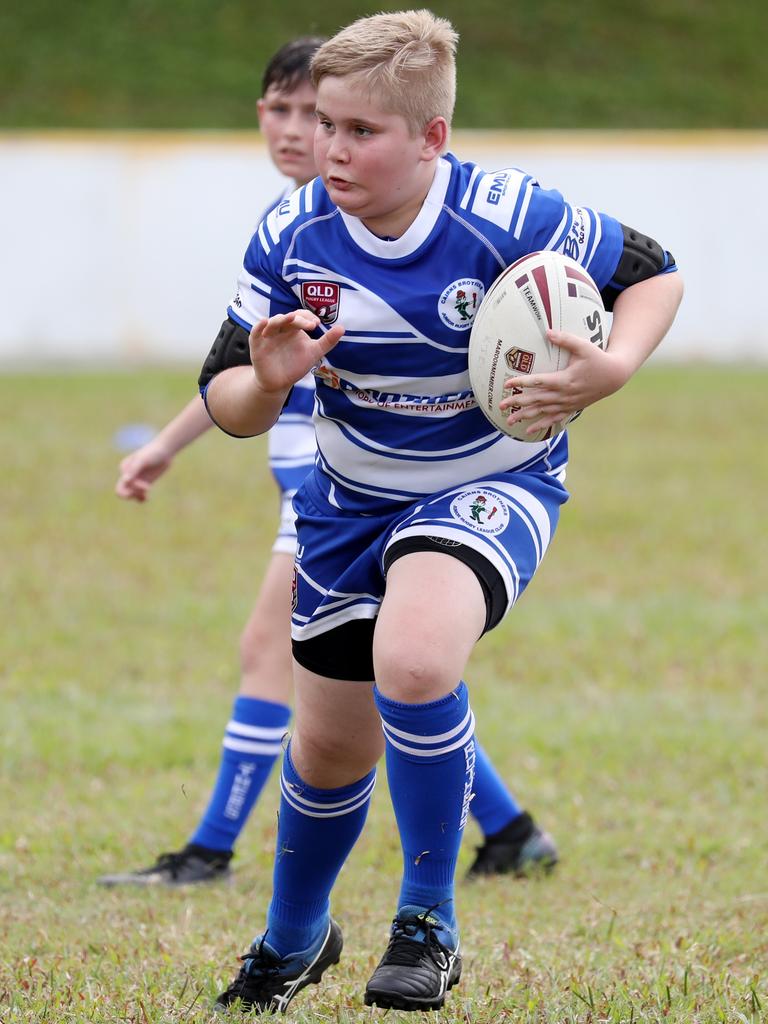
[204,365,289,437]
[606,272,684,381]
[153,395,214,456]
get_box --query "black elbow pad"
[601,223,673,311]
[198,317,251,391]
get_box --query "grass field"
[1,367,766,1023]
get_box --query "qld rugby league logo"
[450,488,510,535]
[505,347,535,374]
[438,278,485,331]
[301,281,340,325]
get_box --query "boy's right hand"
[249,311,344,396]
[115,442,173,502]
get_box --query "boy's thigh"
[290,496,389,646]
[290,491,389,679]
[373,551,487,700]
[383,472,569,628]
[290,471,568,680]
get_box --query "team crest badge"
[450,488,510,535]
[438,278,485,331]
[301,281,341,325]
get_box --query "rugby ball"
[468,251,606,442]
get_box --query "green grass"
[1,367,767,1022]
[2,0,767,129]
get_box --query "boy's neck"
[360,165,438,241]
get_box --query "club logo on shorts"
[291,565,298,612]
[450,488,510,535]
[301,281,341,325]
[438,278,485,331]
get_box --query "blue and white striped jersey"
[228,153,628,513]
[268,373,315,494]
[258,188,317,496]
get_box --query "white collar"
[337,157,451,260]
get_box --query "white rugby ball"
[469,250,606,442]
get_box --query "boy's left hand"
[500,329,629,438]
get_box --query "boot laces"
[225,934,283,998]
[382,906,451,970]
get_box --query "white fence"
[2,130,766,365]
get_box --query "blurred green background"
[2,0,766,130]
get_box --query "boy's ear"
[256,98,265,128]
[422,116,448,158]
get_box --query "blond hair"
[311,10,458,137]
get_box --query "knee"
[239,606,291,673]
[238,620,269,675]
[292,728,381,786]
[373,644,456,704]
[237,618,293,705]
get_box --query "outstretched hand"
[115,443,172,502]
[500,329,629,437]
[249,311,345,395]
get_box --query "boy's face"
[314,76,443,237]
[257,79,318,187]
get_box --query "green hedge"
[2,0,766,129]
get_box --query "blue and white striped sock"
[470,739,523,837]
[189,696,290,852]
[266,743,376,956]
[374,682,475,935]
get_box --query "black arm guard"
[600,223,673,312]
[198,317,251,391]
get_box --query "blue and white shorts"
[290,468,569,652]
